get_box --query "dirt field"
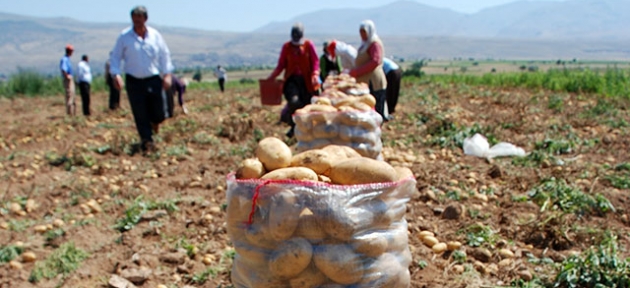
[0,78,629,288]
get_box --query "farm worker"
[59,44,76,116]
[77,54,93,116]
[214,65,227,92]
[109,5,174,153]
[319,41,342,83]
[382,57,402,115]
[166,75,189,116]
[349,20,390,121]
[326,40,358,72]
[267,22,320,138]
[104,51,120,110]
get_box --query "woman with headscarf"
[349,20,390,121]
[268,22,320,138]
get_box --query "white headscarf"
[358,20,378,53]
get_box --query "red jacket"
[270,40,320,93]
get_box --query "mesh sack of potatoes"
[293,105,383,160]
[226,137,415,288]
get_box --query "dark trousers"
[107,77,120,110]
[373,89,387,121]
[281,75,311,127]
[125,75,167,144]
[78,81,91,116]
[385,68,402,114]
[218,78,225,92]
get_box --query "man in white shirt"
[77,54,92,116]
[109,5,174,153]
[214,65,227,92]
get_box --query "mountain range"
[1,0,630,75]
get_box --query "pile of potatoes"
[293,108,383,160]
[227,137,415,287]
[293,74,384,159]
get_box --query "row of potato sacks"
[294,74,383,160]
[226,135,416,288]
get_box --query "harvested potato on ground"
[269,238,313,279]
[261,167,318,181]
[329,157,398,185]
[313,244,364,285]
[290,149,333,175]
[268,190,302,241]
[236,158,266,179]
[293,208,327,241]
[255,137,292,171]
[289,264,328,288]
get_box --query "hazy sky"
[1,0,567,32]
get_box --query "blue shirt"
[382,57,400,74]
[109,26,174,79]
[60,55,72,76]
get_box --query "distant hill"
[2,0,630,75]
[256,0,630,40]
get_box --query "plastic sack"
[293,109,383,159]
[463,133,527,159]
[226,173,415,288]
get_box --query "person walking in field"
[77,54,92,116]
[214,65,227,92]
[59,44,76,116]
[104,51,120,110]
[349,20,390,121]
[109,5,174,153]
[267,22,320,138]
[382,57,402,115]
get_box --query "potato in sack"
[255,137,292,171]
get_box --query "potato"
[312,123,339,139]
[387,224,410,253]
[356,253,403,287]
[295,139,333,153]
[236,158,266,179]
[352,232,388,257]
[269,238,313,279]
[226,195,253,240]
[313,244,364,285]
[314,97,332,106]
[233,259,289,288]
[328,158,398,185]
[233,242,270,269]
[357,94,376,108]
[261,167,318,181]
[321,145,361,166]
[318,205,374,241]
[268,190,302,241]
[294,128,314,142]
[255,137,292,171]
[290,149,333,175]
[293,208,327,241]
[295,104,338,114]
[289,264,328,288]
[394,166,414,181]
[337,110,380,130]
[244,212,277,249]
[422,236,439,247]
[349,101,372,111]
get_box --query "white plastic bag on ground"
[463,133,526,159]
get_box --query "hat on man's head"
[65,44,74,51]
